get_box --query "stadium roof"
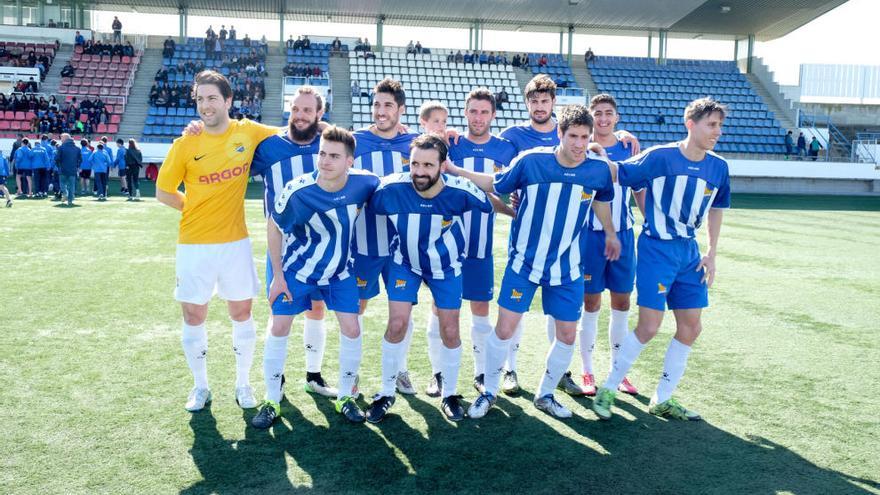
[92,0,848,41]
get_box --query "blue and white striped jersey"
[251,130,320,218]
[618,143,731,241]
[448,135,517,259]
[272,169,380,285]
[351,129,419,257]
[500,122,559,154]
[369,173,493,279]
[494,147,615,286]
[587,139,641,232]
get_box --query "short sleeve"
[250,139,274,177]
[493,155,526,195]
[156,140,186,193]
[617,150,654,190]
[466,182,492,213]
[271,182,305,232]
[594,165,615,202]
[249,120,281,144]
[712,171,731,209]
[367,186,389,216]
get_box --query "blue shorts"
[351,253,391,300]
[462,256,495,302]
[582,228,636,295]
[386,261,463,310]
[18,169,32,177]
[265,254,323,302]
[497,265,584,322]
[635,234,708,311]
[270,272,359,316]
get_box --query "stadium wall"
[0,25,87,44]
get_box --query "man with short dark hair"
[112,16,122,43]
[448,105,620,420]
[55,133,81,206]
[593,97,731,423]
[365,134,493,423]
[252,126,379,427]
[156,70,278,413]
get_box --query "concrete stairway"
[263,53,286,126]
[40,45,72,96]
[746,73,797,132]
[569,59,598,98]
[512,66,533,97]
[117,48,163,140]
[328,55,352,129]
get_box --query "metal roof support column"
[279,11,284,55]
[746,33,755,73]
[377,16,384,52]
[559,30,563,56]
[474,20,480,51]
[658,29,668,65]
[567,24,573,65]
[647,32,652,58]
[468,26,473,50]
[178,6,187,43]
[16,0,23,26]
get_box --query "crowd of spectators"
[1,94,111,136]
[76,38,135,58]
[0,44,55,80]
[447,50,509,65]
[283,63,325,78]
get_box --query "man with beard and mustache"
[250,86,339,401]
[364,134,492,423]
[350,78,421,396]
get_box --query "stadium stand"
[588,56,788,155]
[349,48,528,129]
[142,37,267,142]
[526,53,579,89]
[0,40,57,81]
[281,41,339,124]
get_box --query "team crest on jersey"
[234,143,245,153]
[356,277,367,288]
[395,279,407,289]
[703,186,714,196]
[441,218,452,228]
[581,191,593,201]
[657,283,667,294]
[281,293,291,302]
[510,289,523,301]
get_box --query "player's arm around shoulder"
[446,175,493,214]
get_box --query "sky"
[92,0,878,86]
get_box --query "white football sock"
[426,311,443,374]
[440,343,462,398]
[380,338,404,397]
[399,317,414,372]
[470,314,492,377]
[546,315,556,343]
[654,338,692,404]
[504,319,524,372]
[263,334,288,403]
[182,322,208,389]
[337,333,362,400]
[232,318,256,388]
[484,331,511,396]
[608,309,629,370]
[537,339,574,398]
[303,317,326,373]
[604,331,645,391]
[580,310,599,374]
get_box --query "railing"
[798,111,851,161]
[852,139,878,164]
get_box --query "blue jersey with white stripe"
[500,122,559,154]
[494,147,614,285]
[251,130,320,218]
[587,139,640,232]
[272,169,380,285]
[448,135,517,259]
[618,143,731,240]
[351,129,418,257]
[80,148,92,171]
[369,173,492,279]
[0,156,9,176]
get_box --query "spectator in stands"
[488,52,496,64]
[48,95,59,112]
[407,40,416,55]
[809,137,822,161]
[521,52,530,68]
[784,130,794,158]
[229,26,236,40]
[498,53,508,65]
[243,34,251,47]
[61,61,75,77]
[415,41,423,54]
[213,37,222,60]
[302,35,310,49]
[351,81,360,97]
[125,139,142,201]
[75,31,85,45]
[123,41,135,57]
[796,132,807,159]
[55,133,80,206]
[454,50,463,63]
[655,111,666,125]
[496,88,509,108]
[325,89,333,114]
[363,38,371,51]
[287,35,296,49]
[463,51,473,64]
[112,16,123,43]
[162,36,175,58]
[331,37,342,56]
[538,54,548,67]
[512,54,521,67]
[48,19,57,28]
[219,25,228,45]
[354,38,364,52]
[584,47,595,63]
[479,51,489,64]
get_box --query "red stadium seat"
[97,123,107,133]
[25,112,35,120]
[122,56,131,64]
[110,114,121,124]
[3,111,13,119]
[108,124,118,134]
[79,114,88,122]
[0,121,10,130]
[14,111,24,120]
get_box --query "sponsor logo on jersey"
[197,162,250,184]
[395,279,407,289]
[510,289,523,301]
[657,283,667,294]
[356,277,367,288]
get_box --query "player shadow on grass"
[180,392,410,494]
